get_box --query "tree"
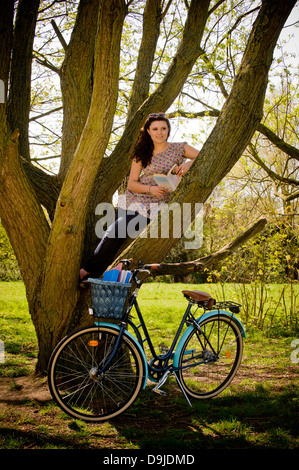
[0,0,296,373]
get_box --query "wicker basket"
[88,278,131,319]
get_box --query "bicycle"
[48,260,246,422]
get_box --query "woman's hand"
[149,185,169,197]
[175,160,193,176]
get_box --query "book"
[102,269,119,282]
[153,164,181,192]
[102,262,132,284]
[118,270,132,283]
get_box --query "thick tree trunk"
[0,133,50,302]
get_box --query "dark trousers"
[83,209,150,277]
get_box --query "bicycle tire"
[48,325,144,422]
[177,314,243,399]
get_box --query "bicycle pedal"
[152,370,171,396]
[153,388,167,396]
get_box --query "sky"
[278,4,299,57]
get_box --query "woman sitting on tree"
[79,113,199,285]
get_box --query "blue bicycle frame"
[94,291,246,391]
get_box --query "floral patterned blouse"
[118,142,186,219]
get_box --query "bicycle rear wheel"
[48,325,144,422]
[178,314,243,399]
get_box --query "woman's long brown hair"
[130,116,171,167]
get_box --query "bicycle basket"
[88,279,131,319]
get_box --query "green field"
[0,281,298,450]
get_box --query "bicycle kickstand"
[153,370,192,407]
[173,371,192,407]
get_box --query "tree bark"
[258,123,299,162]
[0,0,14,142]
[0,131,50,303]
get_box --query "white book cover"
[153,165,181,192]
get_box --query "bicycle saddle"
[182,290,215,309]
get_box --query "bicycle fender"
[172,310,246,368]
[95,322,148,389]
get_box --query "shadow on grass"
[111,381,298,450]
[0,379,297,450]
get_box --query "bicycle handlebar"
[120,259,160,274]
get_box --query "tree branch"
[29,106,63,122]
[33,54,61,75]
[51,19,68,51]
[168,108,299,168]
[162,0,174,20]
[58,0,99,179]
[7,0,41,161]
[126,0,162,122]
[258,122,299,162]
[285,191,299,202]
[21,158,61,220]
[198,47,229,98]
[147,218,267,276]
[249,143,299,187]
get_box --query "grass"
[0,281,298,450]
[0,282,37,377]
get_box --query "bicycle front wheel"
[48,325,144,422]
[178,314,243,399]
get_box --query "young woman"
[79,113,199,284]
